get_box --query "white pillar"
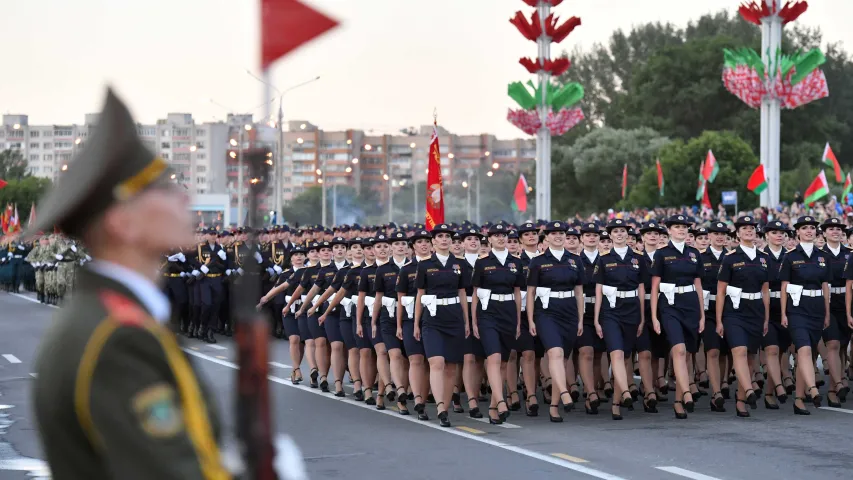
[760,0,782,209]
[535,1,552,220]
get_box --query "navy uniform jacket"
[779,245,832,321]
[650,242,703,320]
[395,259,422,321]
[375,260,405,321]
[763,247,786,322]
[299,264,322,298]
[415,254,469,329]
[699,248,725,299]
[717,247,769,323]
[825,244,850,314]
[471,252,524,331]
[526,249,585,321]
[190,242,227,276]
[593,248,646,324]
[314,261,348,315]
[338,263,362,319]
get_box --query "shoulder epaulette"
[725,250,738,255]
[99,290,150,327]
[698,248,707,254]
[786,248,796,253]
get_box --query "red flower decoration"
[545,14,582,43]
[738,1,808,26]
[509,10,542,42]
[519,57,571,75]
[507,108,584,136]
[779,1,808,24]
[508,109,542,136]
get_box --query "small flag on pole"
[511,174,528,213]
[655,159,664,197]
[621,164,628,199]
[804,170,830,206]
[822,142,842,183]
[696,159,705,201]
[425,121,445,229]
[27,202,36,229]
[702,150,719,183]
[0,178,7,190]
[702,181,712,209]
[747,164,768,195]
[843,173,852,199]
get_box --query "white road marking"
[269,362,292,369]
[29,373,38,378]
[8,292,58,309]
[2,354,21,364]
[656,466,723,480]
[470,416,522,429]
[208,344,227,350]
[183,348,627,480]
[820,406,853,414]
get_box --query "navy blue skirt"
[402,321,425,356]
[788,312,823,351]
[478,323,515,361]
[307,313,326,340]
[822,310,851,343]
[600,315,639,354]
[297,313,312,341]
[324,314,343,344]
[380,313,404,352]
[762,322,791,350]
[339,317,357,350]
[535,312,577,353]
[282,312,300,339]
[422,304,466,363]
[659,293,700,353]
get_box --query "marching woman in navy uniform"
[819,217,851,407]
[515,222,544,414]
[760,221,792,408]
[779,215,831,415]
[593,219,647,420]
[700,221,731,409]
[636,220,669,403]
[414,223,470,427]
[373,230,411,413]
[280,242,323,387]
[526,221,585,422]
[276,246,307,383]
[471,224,525,424]
[577,222,604,414]
[358,236,390,408]
[650,214,705,419]
[321,238,367,400]
[397,229,433,420]
[715,215,770,417]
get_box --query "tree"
[0,149,28,181]
[552,127,670,216]
[626,131,758,211]
[0,149,51,225]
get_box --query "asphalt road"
[1,291,852,480]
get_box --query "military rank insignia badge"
[133,383,183,438]
[818,257,826,267]
[631,258,639,269]
[452,264,461,275]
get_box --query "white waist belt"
[534,287,575,309]
[740,292,762,300]
[801,289,823,297]
[830,287,845,295]
[584,297,596,304]
[786,284,821,307]
[548,291,575,298]
[420,295,461,316]
[645,294,651,300]
[659,283,695,305]
[615,289,639,298]
[769,291,781,298]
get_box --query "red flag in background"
[260,0,339,70]
[425,124,445,229]
[27,202,36,229]
[702,182,712,209]
[621,164,628,199]
[0,178,7,190]
[511,174,528,213]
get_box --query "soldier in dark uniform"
[161,246,190,333]
[762,221,793,407]
[30,89,231,478]
[188,228,228,343]
[819,217,851,407]
[700,221,730,409]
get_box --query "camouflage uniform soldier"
[27,237,49,303]
[44,235,60,304]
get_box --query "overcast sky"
[0,0,848,138]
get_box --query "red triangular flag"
[260,0,339,70]
[0,178,7,190]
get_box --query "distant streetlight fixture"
[74,138,82,145]
[347,139,352,145]
[300,123,306,130]
[409,142,416,148]
[448,153,455,159]
[484,151,491,157]
[297,138,304,144]
[170,173,177,179]
[316,169,322,175]
[462,181,469,188]
[351,158,359,164]
[345,167,352,173]
[528,186,534,192]
[317,178,324,184]
[383,173,390,181]
[230,139,238,146]
[399,180,407,186]
[365,144,373,151]
[244,124,252,131]
[12,123,20,130]
[229,152,237,158]
[487,171,494,177]
[266,159,273,166]
[61,164,68,171]
[190,145,197,152]
[492,162,499,170]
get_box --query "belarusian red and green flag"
[621,164,628,199]
[696,159,706,201]
[656,158,664,197]
[804,170,830,205]
[843,172,852,199]
[747,164,768,195]
[511,173,528,213]
[702,150,719,183]
[823,142,842,183]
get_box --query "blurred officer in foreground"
[30,89,232,479]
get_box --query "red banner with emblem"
[425,124,445,229]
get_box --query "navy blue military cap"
[793,215,819,229]
[517,222,538,234]
[605,218,629,233]
[543,220,568,233]
[664,214,692,227]
[330,236,348,247]
[431,223,454,236]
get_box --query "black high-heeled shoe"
[807,386,822,407]
[620,390,633,409]
[763,393,779,410]
[560,391,574,412]
[711,391,725,410]
[672,400,687,419]
[793,397,810,415]
[657,376,669,395]
[549,404,563,423]
[542,376,553,404]
[468,398,483,418]
[697,369,709,389]
[603,381,614,399]
[753,372,765,390]
[488,407,502,425]
[735,399,750,418]
[309,368,319,388]
[826,388,842,408]
[628,383,641,401]
[682,392,695,413]
[689,382,704,399]
[525,395,539,416]
[509,391,522,411]
[585,398,599,415]
[319,375,329,393]
[496,400,510,422]
[436,402,451,427]
[643,392,658,413]
[364,388,376,405]
[774,384,788,404]
[451,392,464,413]
[413,396,429,421]
[290,367,303,385]
[782,376,795,395]
[384,384,396,402]
[611,402,623,421]
[334,380,346,397]
[588,392,601,409]
[721,382,731,399]
[352,380,364,401]
[837,381,850,402]
[815,372,825,388]
[570,382,581,402]
[396,387,409,414]
[744,388,757,409]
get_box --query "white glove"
[167,254,180,262]
[217,249,227,261]
[55,254,63,260]
[70,245,78,253]
[192,269,201,277]
[32,262,40,267]
[178,252,186,262]
[200,265,210,274]
[266,267,275,276]
[254,251,263,264]
[85,255,92,261]
[273,265,283,274]
[79,259,85,266]
[237,268,244,275]
[226,269,232,276]
[6,252,12,257]
[180,271,187,277]
[17,245,25,250]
